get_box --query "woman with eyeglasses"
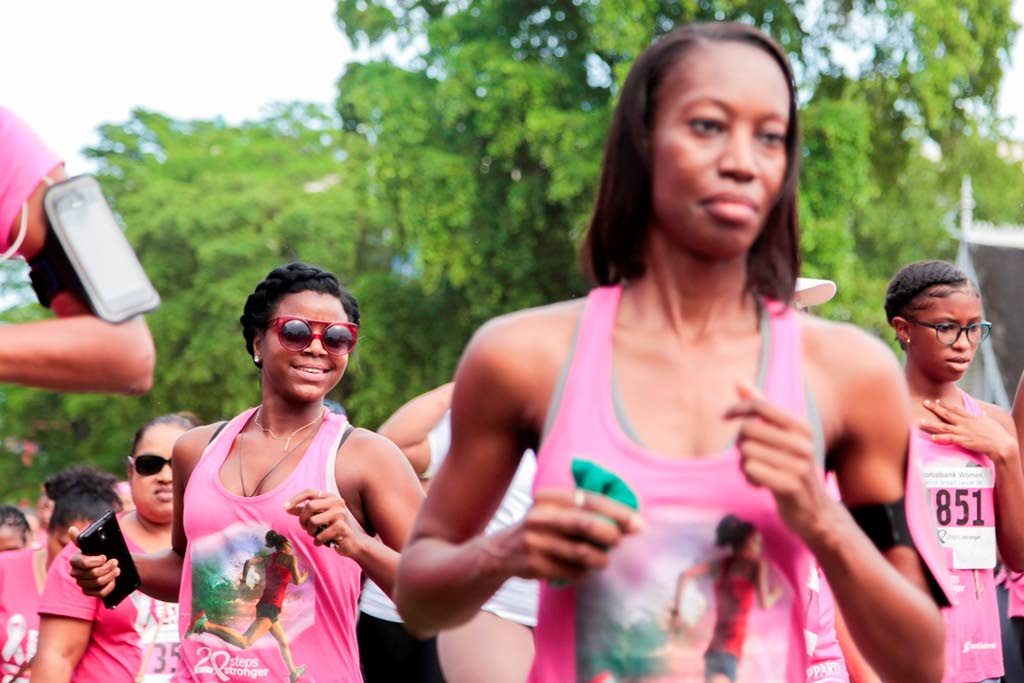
[0,467,120,682]
[32,414,197,682]
[886,260,1024,683]
[68,262,423,683]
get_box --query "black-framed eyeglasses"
[904,316,992,346]
[129,453,172,477]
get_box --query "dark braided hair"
[130,412,201,455]
[0,505,29,546]
[884,260,979,324]
[240,263,360,367]
[45,466,121,532]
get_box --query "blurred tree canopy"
[0,0,1021,499]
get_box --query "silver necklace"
[240,411,324,497]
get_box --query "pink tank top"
[913,391,1002,682]
[176,409,363,683]
[530,286,815,683]
[0,548,40,682]
[805,476,849,683]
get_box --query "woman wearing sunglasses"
[69,262,422,683]
[885,260,1024,683]
[33,414,197,683]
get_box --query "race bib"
[923,466,996,570]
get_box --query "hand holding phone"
[76,510,142,608]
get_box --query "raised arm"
[0,164,154,395]
[378,382,455,476]
[287,429,424,597]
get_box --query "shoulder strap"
[325,424,356,496]
[208,421,229,444]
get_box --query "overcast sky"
[1,0,1022,172]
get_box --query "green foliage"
[0,1,1021,498]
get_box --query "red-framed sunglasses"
[269,317,359,356]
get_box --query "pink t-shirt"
[38,534,180,682]
[530,288,816,683]
[914,390,1002,682]
[0,107,62,254]
[176,409,363,683]
[0,548,41,682]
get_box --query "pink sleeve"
[38,543,99,622]
[0,107,62,254]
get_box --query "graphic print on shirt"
[576,510,793,683]
[185,522,314,682]
[1,613,36,682]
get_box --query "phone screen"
[52,183,148,303]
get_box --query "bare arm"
[69,424,218,603]
[0,163,155,395]
[378,382,454,475]
[804,326,944,682]
[395,309,640,636]
[0,305,155,395]
[30,616,92,683]
[288,429,424,597]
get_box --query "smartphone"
[41,174,160,323]
[76,510,142,608]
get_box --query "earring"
[254,354,260,363]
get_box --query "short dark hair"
[715,513,756,551]
[265,529,288,549]
[44,466,120,532]
[0,505,29,545]
[240,262,360,366]
[884,260,978,324]
[581,22,801,303]
[130,412,201,456]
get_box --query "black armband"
[27,229,82,308]
[848,496,950,607]
[848,497,912,552]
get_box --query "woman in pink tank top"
[67,263,424,683]
[885,260,1024,683]
[395,21,947,683]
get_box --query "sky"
[1,0,1023,172]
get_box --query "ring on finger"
[573,489,586,510]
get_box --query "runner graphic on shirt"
[576,510,793,683]
[670,515,783,683]
[186,529,310,683]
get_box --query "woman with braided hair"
[68,262,423,683]
[886,259,1024,683]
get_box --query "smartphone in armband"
[76,510,142,608]
[33,174,160,323]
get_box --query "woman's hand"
[494,488,643,584]
[919,399,1018,464]
[726,380,832,542]
[65,526,120,600]
[286,489,370,557]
